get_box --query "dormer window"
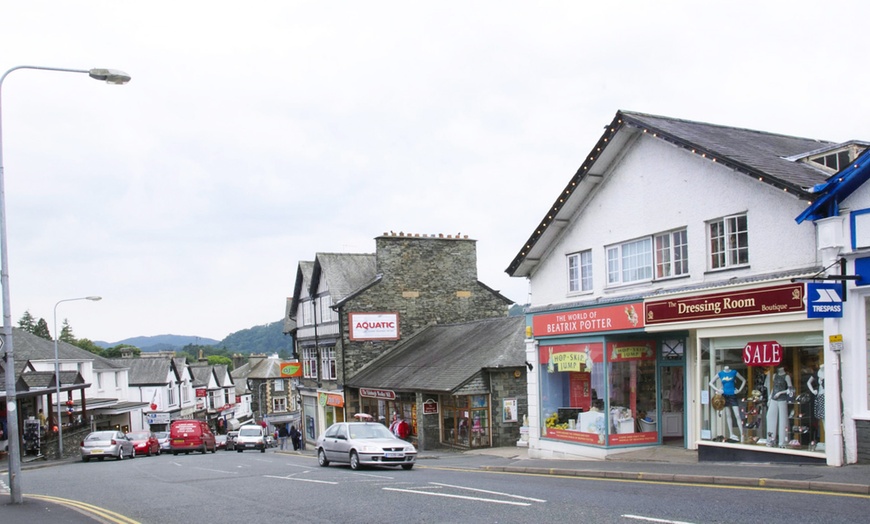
[810,150,851,172]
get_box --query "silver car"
[316,422,416,470]
[154,431,171,452]
[80,430,135,462]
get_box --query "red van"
[169,420,217,455]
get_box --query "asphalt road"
[6,449,869,524]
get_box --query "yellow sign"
[829,334,843,343]
[552,352,588,372]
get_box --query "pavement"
[2,444,869,521]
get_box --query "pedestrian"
[278,423,289,450]
[38,409,47,429]
[289,424,300,450]
[391,413,410,440]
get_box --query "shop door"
[658,363,686,445]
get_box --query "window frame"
[606,237,653,286]
[708,213,749,270]
[567,249,593,293]
[654,228,689,279]
[303,346,318,379]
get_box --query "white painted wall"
[529,136,820,305]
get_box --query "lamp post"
[53,296,101,458]
[0,65,130,505]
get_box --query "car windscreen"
[350,424,395,439]
[239,427,261,436]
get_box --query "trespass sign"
[349,312,399,340]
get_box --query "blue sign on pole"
[807,283,843,318]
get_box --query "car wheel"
[350,451,361,470]
[131,449,136,459]
[173,451,178,456]
[401,464,414,470]
[147,447,152,457]
[82,456,90,463]
[317,449,329,467]
[156,448,161,456]
[212,444,216,453]
[237,449,243,453]
[118,448,124,460]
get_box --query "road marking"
[264,474,338,484]
[429,481,546,502]
[384,486,532,506]
[27,494,140,524]
[623,515,697,524]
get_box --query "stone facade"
[337,234,511,382]
[489,368,528,447]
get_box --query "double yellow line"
[27,494,140,524]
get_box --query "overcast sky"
[1,1,867,343]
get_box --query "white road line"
[264,475,338,484]
[429,482,547,502]
[383,487,531,506]
[622,515,698,524]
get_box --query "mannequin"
[765,366,794,447]
[709,366,746,441]
[807,364,825,448]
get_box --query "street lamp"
[0,65,130,505]
[53,296,102,458]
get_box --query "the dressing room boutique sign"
[645,283,804,325]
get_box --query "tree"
[103,344,141,358]
[59,319,76,343]
[18,310,36,333]
[73,338,104,356]
[207,355,232,368]
[33,318,52,340]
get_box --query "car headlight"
[358,444,382,453]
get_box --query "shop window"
[539,341,658,447]
[442,395,488,448]
[700,339,824,452]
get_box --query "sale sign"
[742,341,782,366]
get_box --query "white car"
[235,425,266,453]
[316,422,416,470]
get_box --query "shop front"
[526,300,680,459]
[645,281,827,463]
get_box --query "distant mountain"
[96,320,294,354]
[96,334,220,352]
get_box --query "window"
[709,214,748,269]
[96,373,103,391]
[321,347,337,380]
[181,380,190,403]
[319,294,335,322]
[273,397,287,412]
[655,229,688,278]
[303,346,318,379]
[811,150,851,172]
[169,385,177,406]
[274,379,284,392]
[607,238,652,285]
[568,250,593,293]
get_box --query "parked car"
[235,424,267,453]
[215,434,227,450]
[154,431,171,452]
[126,431,161,456]
[169,420,216,455]
[80,430,136,462]
[225,430,238,451]
[316,422,416,470]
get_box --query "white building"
[508,110,862,464]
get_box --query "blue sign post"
[807,283,844,318]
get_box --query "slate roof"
[188,365,214,387]
[507,110,844,277]
[247,357,285,380]
[121,357,173,386]
[345,316,525,393]
[314,253,378,301]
